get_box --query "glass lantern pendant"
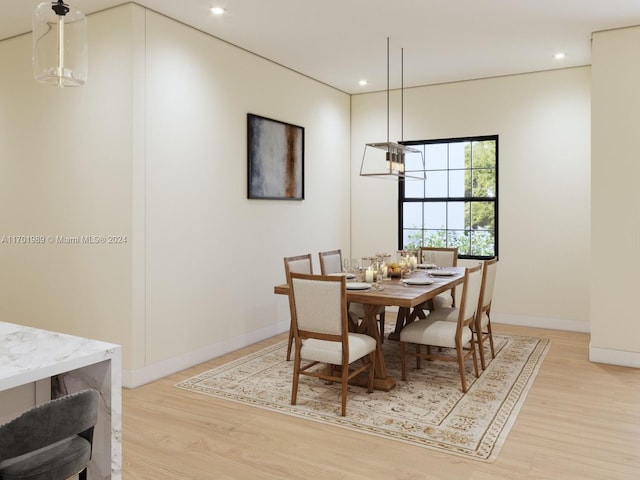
[32,1,87,87]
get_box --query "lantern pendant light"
[32,1,88,87]
[360,38,425,180]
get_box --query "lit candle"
[365,268,374,283]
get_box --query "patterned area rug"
[176,333,549,462]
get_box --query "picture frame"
[247,113,305,200]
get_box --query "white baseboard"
[493,313,640,368]
[122,320,290,388]
[589,345,640,368]
[491,312,591,333]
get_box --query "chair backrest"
[419,247,458,267]
[319,249,343,274]
[287,272,348,341]
[478,258,498,314]
[284,253,313,280]
[0,389,100,460]
[456,264,483,328]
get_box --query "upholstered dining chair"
[318,249,386,342]
[0,388,100,480]
[475,258,498,370]
[399,264,482,393]
[418,246,458,309]
[284,253,314,361]
[287,272,377,416]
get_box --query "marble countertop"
[0,321,120,391]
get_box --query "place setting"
[401,276,434,286]
[428,269,457,277]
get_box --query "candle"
[409,255,418,270]
[365,268,374,283]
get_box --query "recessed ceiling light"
[210,7,225,15]
[554,52,566,60]
[359,80,368,86]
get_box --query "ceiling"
[4,1,640,94]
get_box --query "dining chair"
[399,264,482,393]
[0,389,100,480]
[475,258,498,370]
[318,249,387,342]
[284,253,314,361]
[419,246,458,309]
[287,272,377,416]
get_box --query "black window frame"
[398,134,499,260]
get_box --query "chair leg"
[341,362,349,416]
[487,316,496,359]
[400,342,407,380]
[286,318,294,361]
[470,335,479,379]
[477,329,487,370]
[456,343,467,393]
[79,469,87,480]
[290,355,301,406]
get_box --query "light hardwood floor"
[122,322,640,479]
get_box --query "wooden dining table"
[274,266,466,391]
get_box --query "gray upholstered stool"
[0,389,100,480]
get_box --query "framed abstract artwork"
[247,113,304,200]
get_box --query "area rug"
[176,333,549,462]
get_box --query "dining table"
[273,266,466,391]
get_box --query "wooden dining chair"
[475,258,498,370]
[283,253,313,361]
[419,246,458,309]
[399,264,482,393]
[287,272,376,416]
[319,249,386,342]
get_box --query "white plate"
[429,270,455,276]
[345,282,371,290]
[417,263,437,269]
[402,278,435,286]
[329,272,356,279]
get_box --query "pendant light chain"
[386,37,390,145]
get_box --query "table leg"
[387,303,430,341]
[352,303,395,391]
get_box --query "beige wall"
[0,5,352,385]
[590,26,640,366]
[352,68,592,331]
[0,7,135,366]
[142,10,351,372]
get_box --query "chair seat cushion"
[473,312,489,332]
[426,307,458,322]
[431,308,488,330]
[300,334,377,364]
[400,318,471,349]
[432,292,454,309]
[0,436,91,480]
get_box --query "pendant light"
[32,1,88,87]
[360,38,425,180]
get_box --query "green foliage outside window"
[401,137,497,258]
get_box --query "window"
[399,135,498,259]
